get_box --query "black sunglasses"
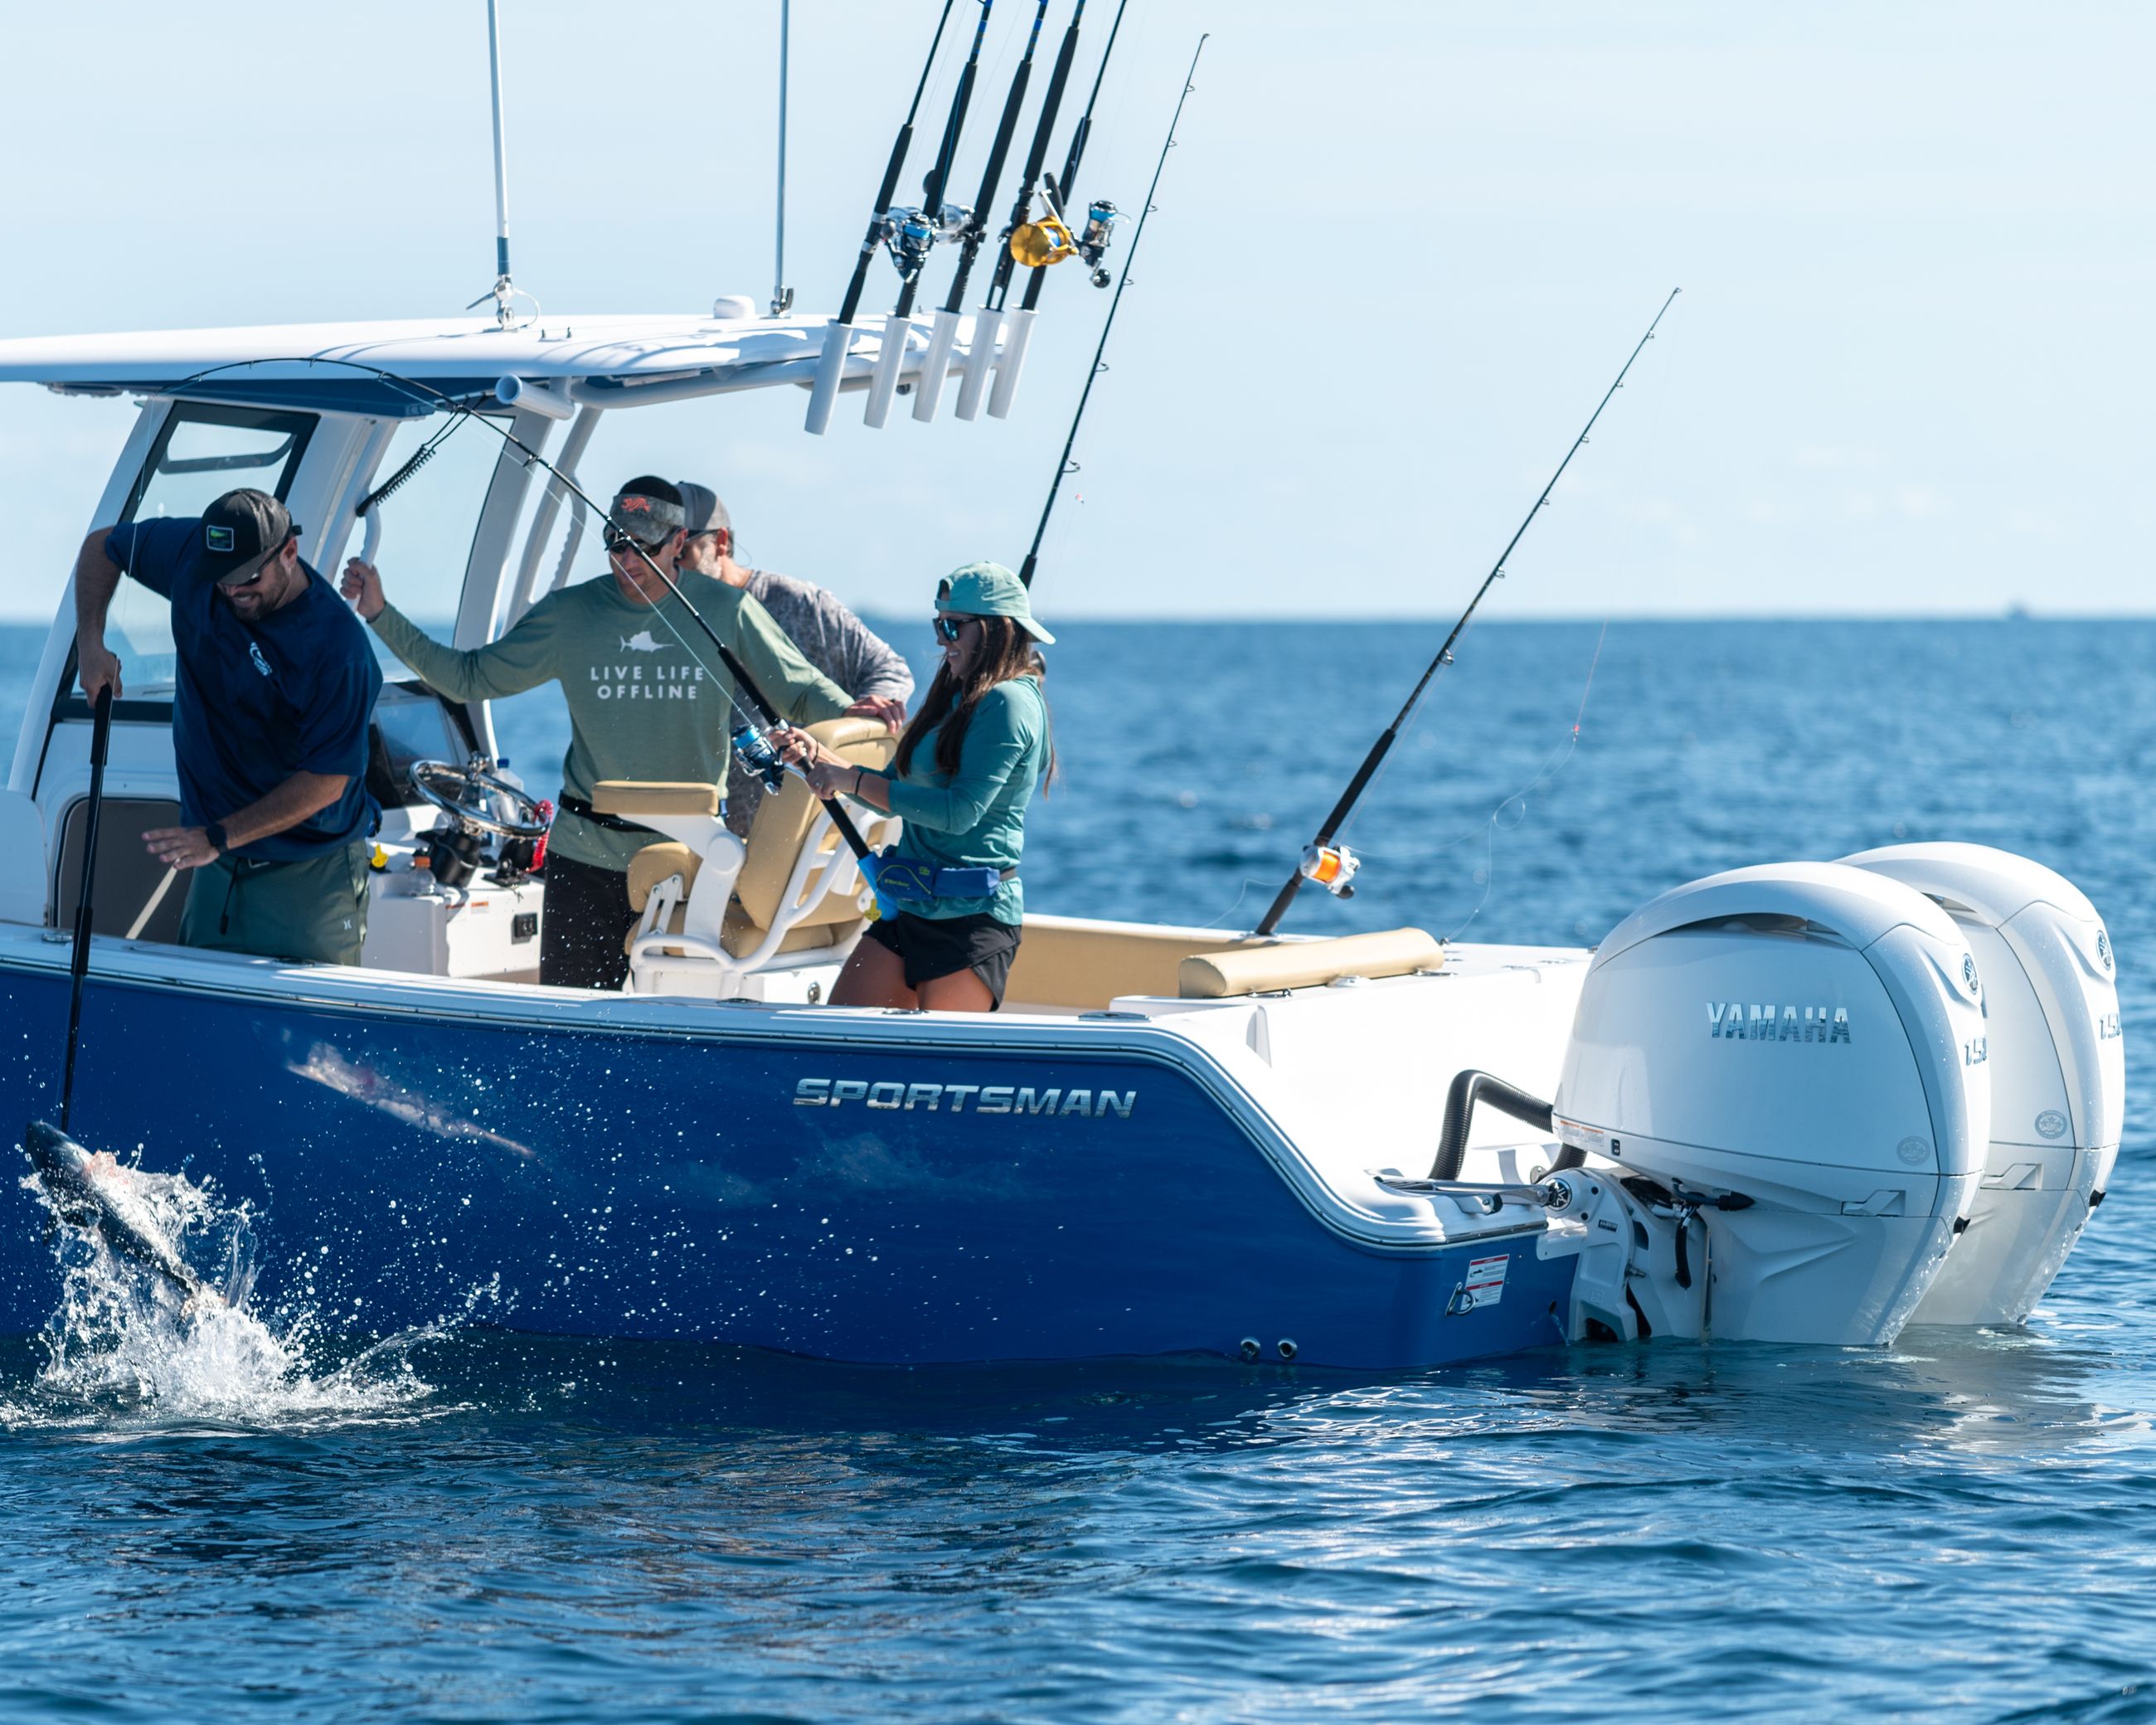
[933,615,981,644]
[604,527,663,556]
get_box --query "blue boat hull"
[1,965,1573,1367]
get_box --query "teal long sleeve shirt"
[871,675,1048,925]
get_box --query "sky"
[0,0,2149,622]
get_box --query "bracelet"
[852,767,866,797]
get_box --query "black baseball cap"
[201,488,300,586]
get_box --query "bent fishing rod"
[1251,288,1683,939]
[1017,33,1208,591]
[804,0,959,435]
[157,357,881,864]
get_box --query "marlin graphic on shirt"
[620,630,666,653]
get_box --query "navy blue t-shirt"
[105,518,381,861]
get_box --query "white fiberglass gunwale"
[0,921,1560,1256]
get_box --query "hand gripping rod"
[1251,289,1683,938]
[804,0,959,435]
[1017,35,1207,590]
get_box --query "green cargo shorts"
[178,838,372,966]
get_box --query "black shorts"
[862,910,1022,1008]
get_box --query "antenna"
[770,0,794,316]
[482,0,517,328]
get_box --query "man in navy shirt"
[73,488,381,965]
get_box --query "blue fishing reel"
[731,724,789,795]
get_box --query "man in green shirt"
[341,475,857,989]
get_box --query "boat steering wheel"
[409,756,551,840]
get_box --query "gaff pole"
[1251,289,1683,938]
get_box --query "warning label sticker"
[1464,1254,1510,1310]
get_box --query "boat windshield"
[87,401,314,699]
[352,413,503,680]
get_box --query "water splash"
[6,1153,490,1431]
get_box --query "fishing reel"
[1299,843,1362,899]
[1011,177,1121,287]
[882,202,971,280]
[731,724,789,795]
[409,755,551,891]
[1075,200,1121,288]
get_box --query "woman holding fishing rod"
[780,562,1053,1012]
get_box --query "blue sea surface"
[3,617,2154,1723]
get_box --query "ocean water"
[4,616,2154,1723]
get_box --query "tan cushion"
[734,717,896,932]
[592,780,721,819]
[624,842,700,912]
[1002,914,1275,1011]
[626,899,841,960]
[1178,928,1444,999]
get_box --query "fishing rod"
[804,0,959,435]
[913,0,1055,422]
[946,0,1090,422]
[1250,288,1683,939]
[1017,34,1207,591]
[157,357,880,865]
[983,0,1129,420]
[863,0,997,428]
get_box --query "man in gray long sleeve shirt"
[677,483,915,838]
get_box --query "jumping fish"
[22,1120,216,1305]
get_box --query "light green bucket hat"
[937,560,1055,644]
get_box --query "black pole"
[937,0,1051,318]
[892,0,995,322]
[1252,289,1683,938]
[1017,35,1207,591]
[982,0,1085,313]
[1017,0,1129,313]
[56,684,114,1135]
[834,0,958,330]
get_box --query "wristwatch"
[205,821,229,856]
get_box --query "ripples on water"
[3,620,2154,1723]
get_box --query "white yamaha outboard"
[1843,843,2123,1325]
[1556,863,1990,1345]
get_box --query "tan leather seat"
[623,843,840,959]
[602,717,900,985]
[731,716,896,950]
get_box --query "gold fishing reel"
[1009,216,1079,270]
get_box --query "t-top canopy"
[0,310,843,417]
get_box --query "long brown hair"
[896,615,1056,785]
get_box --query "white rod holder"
[953,308,1003,420]
[986,307,1037,418]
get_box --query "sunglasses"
[932,615,981,644]
[216,566,269,592]
[604,527,663,557]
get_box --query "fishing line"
[136,356,872,854]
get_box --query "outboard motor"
[1556,863,1990,1345]
[1843,843,2123,1325]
